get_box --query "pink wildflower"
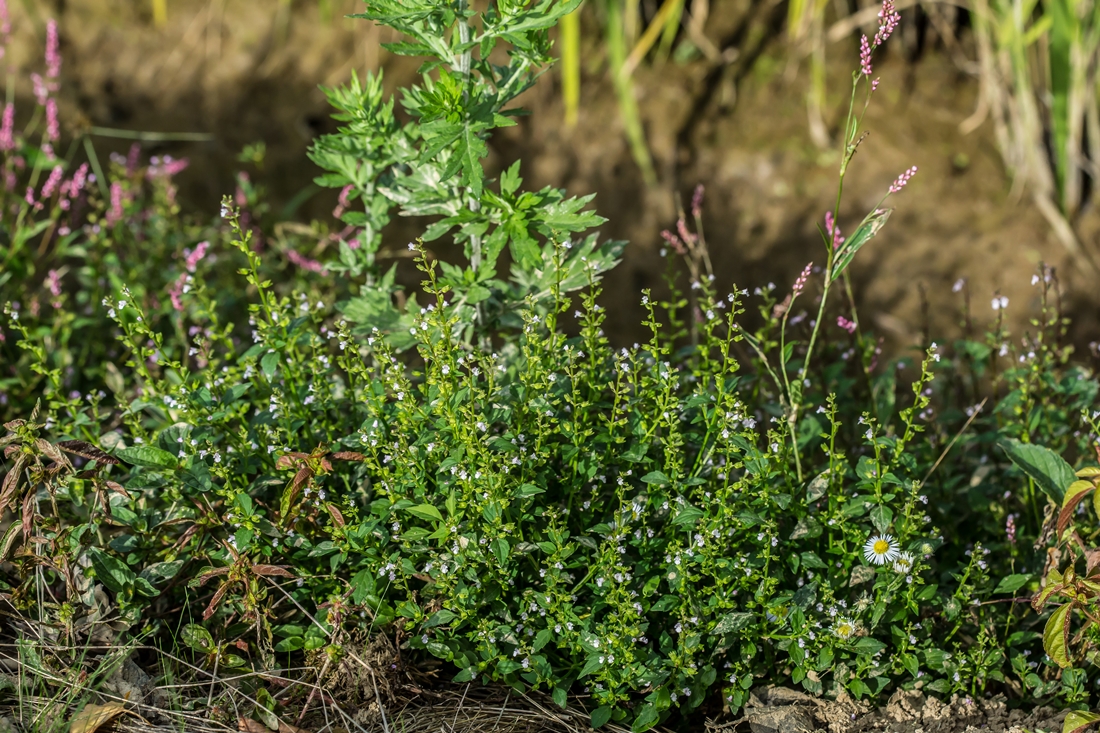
[45,20,60,79]
[40,165,63,199]
[106,181,124,224]
[676,216,697,247]
[184,241,209,272]
[1005,514,1016,544]
[46,269,62,298]
[691,184,705,220]
[31,73,48,106]
[837,316,857,334]
[859,35,872,76]
[126,143,140,176]
[333,184,353,219]
[888,166,917,194]
[792,262,813,297]
[660,229,687,256]
[824,211,845,249]
[68,162,88,193]
[45,99,59,142]
[873,0,900,46]
[0,104,13,151]
[286,249,326,274]
[168,273,188,312]
[872,79,880,92]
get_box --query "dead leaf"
[57,440,120,465]
[238,718,269,733]
[69,701,126,733]
[252,564,295,578]
[277,722,309,733]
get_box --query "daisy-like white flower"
[892,551,915,574]
[863,534,900,565]
[833,617,857,640]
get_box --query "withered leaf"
[68,700,126,733]
[21,490,35,541]
[238,718,269,733]
[35,438,69,467]
[57,440,120,465]
[0,453,26,510]
[325,503,346,527]
[331,451,366,461]
[252,564,295,578]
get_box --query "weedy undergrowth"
[2,2,1100,732]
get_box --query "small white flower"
[863,534,900,565]
[892,551,914,573]
[833,617,856,640]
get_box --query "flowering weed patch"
[1,2,1099,732]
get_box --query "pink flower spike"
[874,0,900,46]
[45,20,60,79]
[40,165,63,199]
[691,184,705,220]
[0,104,13,151]
[185,240,210,272]
[824,211,845,249]
[31,74,48,106]
[888,166,917,194]
[792,262,813,298]
[46,269,62,298]
[837,316,857,334]
[45,99,59,142]
[859,35,872,76]
[106,181,124,224]
[872,78,880,92]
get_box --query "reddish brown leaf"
[237,717,268,733]
[203,582,231,620]
[0,453,26,511]
[57,440,120,465]
[290,465,313,492]
[319,458,333,472]
[234,639,249,652]
[35,438,69,467]
[325,503,346,528]
[3,420,25,431]
[104,481,133,499]
[331,451,366,461]
[3,444,19,458]
[196,567,231,586]
[251,564,295,578]
[1087,550,1100,576]
[21,490,35,541]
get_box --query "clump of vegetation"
[2,2,1100,732]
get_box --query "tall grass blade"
[607,0,656,183]
[561,4,582,128]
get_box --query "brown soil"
[15,0,1100,353]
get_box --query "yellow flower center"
[838,623,852,637]
[873,539,890,555]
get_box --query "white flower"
[991,295,1009,311]
[892,551,914,573]
[863,534,900,565]
[833,617,856,640]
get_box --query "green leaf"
[260,351,279,378]
[552,687,568,709]
[274,636,304,652]
[579,654,603,678]
[181,623,215,653]
[590,706,612,728]
[115,445,177,470]
[1043,602,1073,668]
[869,505,893,534]
[490,538,510,564]
[88,548,136,594]
[423,609,457,628]
[632,703,659,732]
[1063,710,1100,733]
[255,688,279,730]
[515,483,544,498]
[671,504,703,527]
[641,471,670,485]
[830,208,892,282]
[406,503,444,523]
[713,612,754,635]
[993,574,1032,595]
[999,438,1075,504]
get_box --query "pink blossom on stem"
[888,166,917,194]
[837,316,857,334]
[31,74,48,106]
[106,181,124,224]
[126,143,141,176]
[45,99,59,142]
[24,186,34,205]
[69,162,88,193]
[873,0,900,46]
[0,104,13,151]
[40,165,63,199]
[660,229,687,256]
[691,184,704,220]
[333,184,353,219]
[184,241,210,272]
[46,269,62,298]
[792,262,813,298]
[286,249,326,274]
[1005,514,1016,544]
[168,273,188,312]
[824,211,845,249]
[872,79,880,92]
[45,20,60,79]
[676,217,697,247]
[859,35,873,76]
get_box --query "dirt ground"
[12,0,1100,353]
